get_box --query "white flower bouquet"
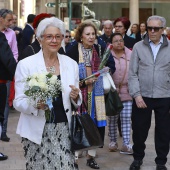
[23,72,62,121]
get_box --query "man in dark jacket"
[0,32,16,160]
[99,20,114,44]
[20,14,36,52]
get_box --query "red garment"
[167,35,170,40]
[8,79,15,107]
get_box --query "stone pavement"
[0,109,170,170]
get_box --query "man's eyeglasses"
[112,39,124,43]
[41,34,62,41]
[147,26,163,32]
[115,25,123,28]
[65,35,71,38]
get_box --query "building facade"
[0,0,36,27]
[40,0,170,29]
[1,0,170,28]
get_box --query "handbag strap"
[118,55,127,93]
[28,45,35,54]
[72,100,88,113]
[80,100,88,113]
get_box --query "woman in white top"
[14,17,82,170]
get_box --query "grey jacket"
[128,34,170,98]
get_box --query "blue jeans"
[2,81,10,134]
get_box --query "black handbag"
[71,104,103,151]
[105,90,124,116]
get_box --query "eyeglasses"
[147,26,163,32]
[41,34,62,41]
[112,39,124,43]
[115,25,123,28]
[65,35,71,38]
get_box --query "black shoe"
[87,158,100,169]
[0,152,8,161]
[1,133,10,142]
[156,165,167,170]
[129,160,143,170]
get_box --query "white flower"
[32,73,39,79]
[38,73,47,82]
[39,82,48,91]
[49,75,57,84]
[28,78,39,87]
[24,72,62,113]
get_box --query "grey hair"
[147,15,166,28]
[103,20,113,27]
[36,17,65,39]
[0,9,13,18]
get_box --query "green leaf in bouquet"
[31,86,41,92]
[46,73,53,78]
[24,90,31,96]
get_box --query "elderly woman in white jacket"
[13,17,82,170]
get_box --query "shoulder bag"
[105,56,127,116]
[70,103,103,152]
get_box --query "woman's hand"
[69,85,80,102]
[36,100,49,110]
[84,77,98,85]
[79,77,97,87]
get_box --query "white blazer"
[13,50,82,144]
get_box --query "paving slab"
[0,110,169,170]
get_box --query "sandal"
[0,152,8,161]
[86,158,100,169]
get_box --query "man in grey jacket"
[128,16,170,170]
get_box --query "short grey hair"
[147,15,166,28]
[0,9,13,18]
[103,20,113,27]
[36,17,65,39]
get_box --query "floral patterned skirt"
[22,122,78,170]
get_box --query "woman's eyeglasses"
[41,34,62,41]
[147,27,163,32]
[65,35,71,38]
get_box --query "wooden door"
[122,8,156,23]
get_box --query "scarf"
[78,43,106,127]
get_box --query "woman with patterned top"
[13,17,82,170]
[66,21,115,169]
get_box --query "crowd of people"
[0,7,170,170]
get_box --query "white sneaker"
[109,141,118,152]
[120,144,133,155]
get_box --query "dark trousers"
[0,83,7,124]
[132,97,170,165]
[98,126,105,143]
